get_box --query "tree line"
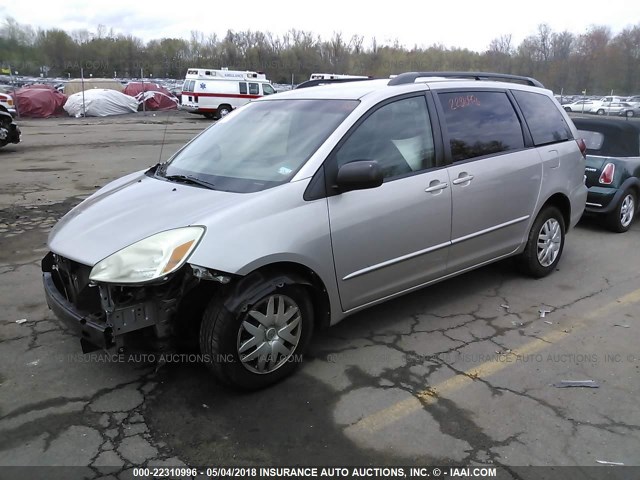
[1,16,639,94]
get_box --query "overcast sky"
[1,0,639,52]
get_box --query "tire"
[606,189,636,233]
[517,206,565,278]
[216,105,232,119]
[597,109,605,115]
[626,110,634,118]
[564,107,572,112]
[199,284,314,390]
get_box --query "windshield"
[158,99,358,193]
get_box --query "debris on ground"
[613,324,630,328]
[539,309,551,318]
[15,318,27,324]
[500,304,510,311]
[511,321,524,326]
[544,321,553,325]
[202,404,209,409]
[552,380,600,388]
[596,460,624,465]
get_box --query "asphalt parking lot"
[0,112,639,477]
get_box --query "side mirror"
[336,161,383,193]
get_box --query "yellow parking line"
[350,288,640,433]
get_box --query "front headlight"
[89,227,205,284]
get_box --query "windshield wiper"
[163,174,216,189]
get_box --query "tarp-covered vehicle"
[123,82,178,111]
[15,87,67,118]
[0,110,21,147]
[64,89,138,117]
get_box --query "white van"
[180,68,276,119]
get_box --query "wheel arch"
[538,193,571,230]
[222,261,332,331]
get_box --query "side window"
[335,96,436,180]
[249,83,260,95]
[183,80,195,93]
[438,91,524,162]
[262,84,276,95]
[512,90,572,146]
[239,82,247,94]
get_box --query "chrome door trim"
[342,241,451,281]
[450,215,530,245]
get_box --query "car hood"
[48,171,246,266]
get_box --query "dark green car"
[573,118,640,232]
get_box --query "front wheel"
[625,110,634,118]
[199,284,314,390]
[606,189,636,233]
[517,206,565,278]
[216,105,232,119]
[597,109,605,115]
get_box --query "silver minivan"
[43,72,588,389]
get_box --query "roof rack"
[295,77,376,89]
[388,72,544,88]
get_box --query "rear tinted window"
[578,130,604,150]
[438,91,524,162]
[512,90,572,145]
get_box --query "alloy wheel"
[537,218,562,267]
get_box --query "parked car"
[564,100,595,113]
[573,117,640,232]
[625,95,640,106]
[618,104,640,118]
[592,102,636,116]
[42,72,587,389]
[0,91,16,116]
[0,110,20,147]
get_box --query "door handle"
[425,182,449,193]
[452,174,474,185]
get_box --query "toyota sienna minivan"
[43,72,588,389]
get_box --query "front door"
[327,95,452,311]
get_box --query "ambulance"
[180,68,276,119]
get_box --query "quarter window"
[512,90,572,146]
[438,91,524,162]
[239,82,247,94]
[249,83,260,95]
[335,96,436,179]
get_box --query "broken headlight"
[89,227,205,284]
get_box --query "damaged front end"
[41,252,222,353]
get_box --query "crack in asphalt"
[310,267,638,465]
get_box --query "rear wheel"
[199,284,314,390]
[517,206,565,277]
[606,189,636,233]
